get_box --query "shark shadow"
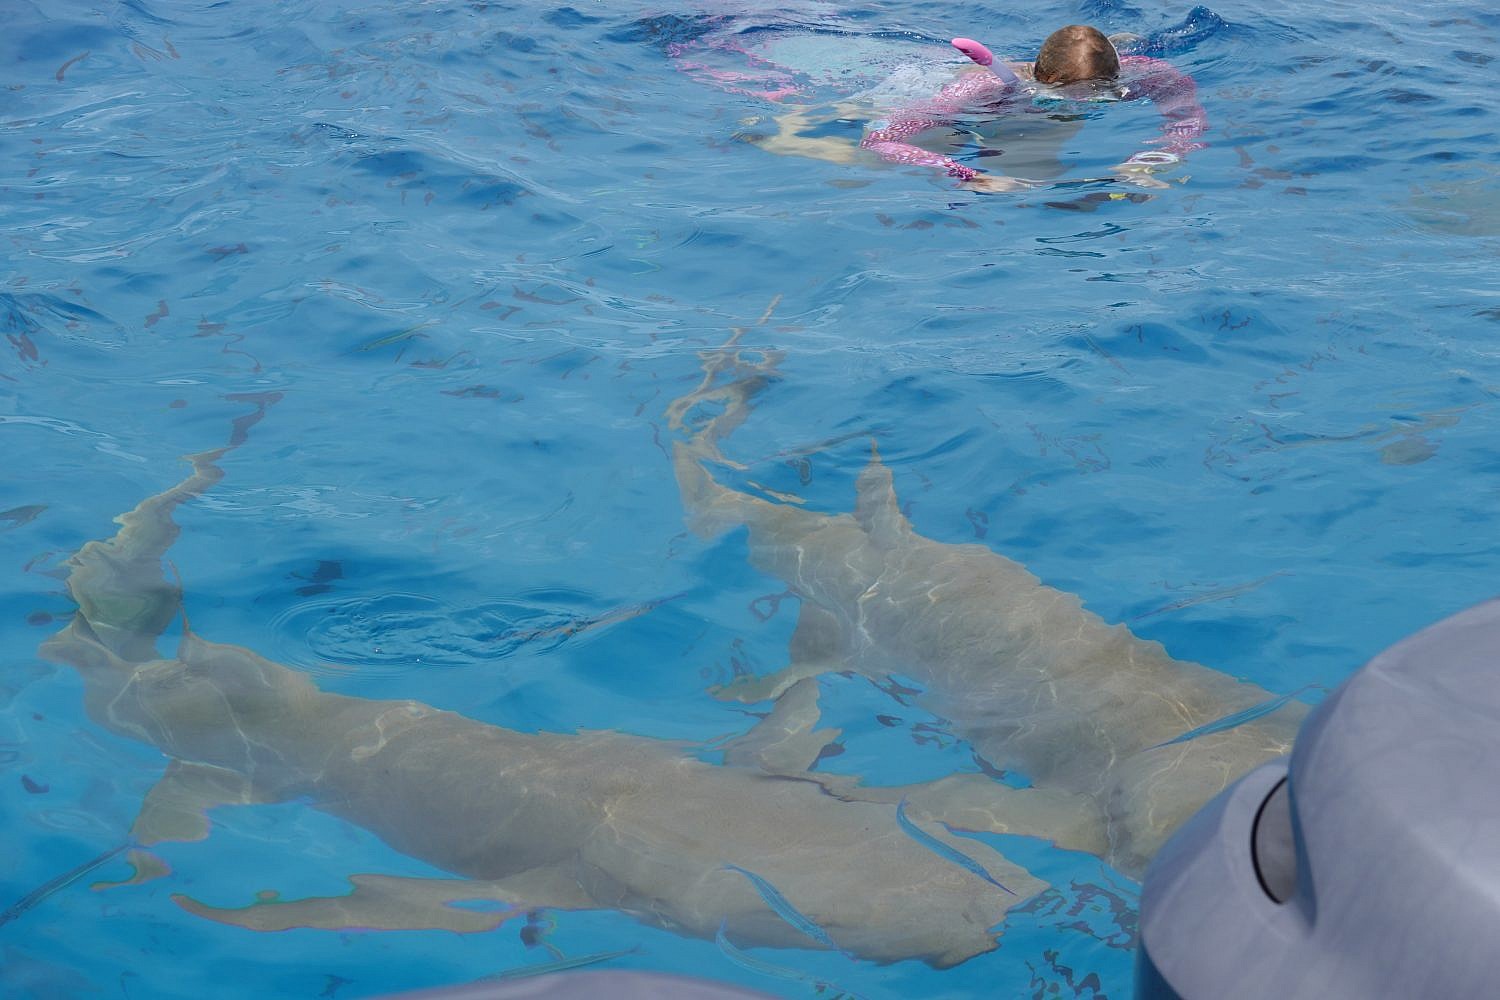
[666,319,1306,879]
[37,394,1036,968]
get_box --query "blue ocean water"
[2,0,1497,996]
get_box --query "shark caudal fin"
[40,392,281,744]
[56,450,223,665]
[665,300,788,537]
[48,393,280,667]
[671,441,756,538]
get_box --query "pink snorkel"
[951,37,1021,87]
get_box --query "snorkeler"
[760,25,1207,193]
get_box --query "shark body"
[38,405,1034,968]
[668,337,1305,878]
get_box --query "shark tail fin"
[853,441,913,549]
[672,441,756,538]
[56,394,280,665]
[56,449,225,663]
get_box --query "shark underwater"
[666,322,1307,880]
[35,396,1039,968]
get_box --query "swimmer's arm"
[860,136,1034,192]
[913,68,1016,118]
[961,173,1036,193]
[862,133,978,180]
[864,121,1027,186]
[861,70,1015,181]
[1114,55,1208,184]
[1118,55,1207,152]
[747,68,1006,168]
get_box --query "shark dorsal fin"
[854,442,913,549]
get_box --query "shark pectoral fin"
[722,677,840,775]
[92,848,172,891]
[132,760,268,845]
[173,869,585,933]
[712,659,838,704]
[94,761,270,891]
[713,603,856,704]
[896,775,1111,857]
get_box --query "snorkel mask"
[1042,78,1130,102]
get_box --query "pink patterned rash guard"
[859,55,1207,182]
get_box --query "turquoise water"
[3,0,1498,996]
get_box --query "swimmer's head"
[1034,25,1120,85]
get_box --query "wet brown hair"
[1034,25,1121,85]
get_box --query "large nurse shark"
[38,396,1035,967]
[667,322,1307,879]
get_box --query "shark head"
[91,630,321,772]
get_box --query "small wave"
[1111,6,1233,59]
[267,591,610,677]
[606,12,727,50]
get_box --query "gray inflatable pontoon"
[1137,598,1500,998]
